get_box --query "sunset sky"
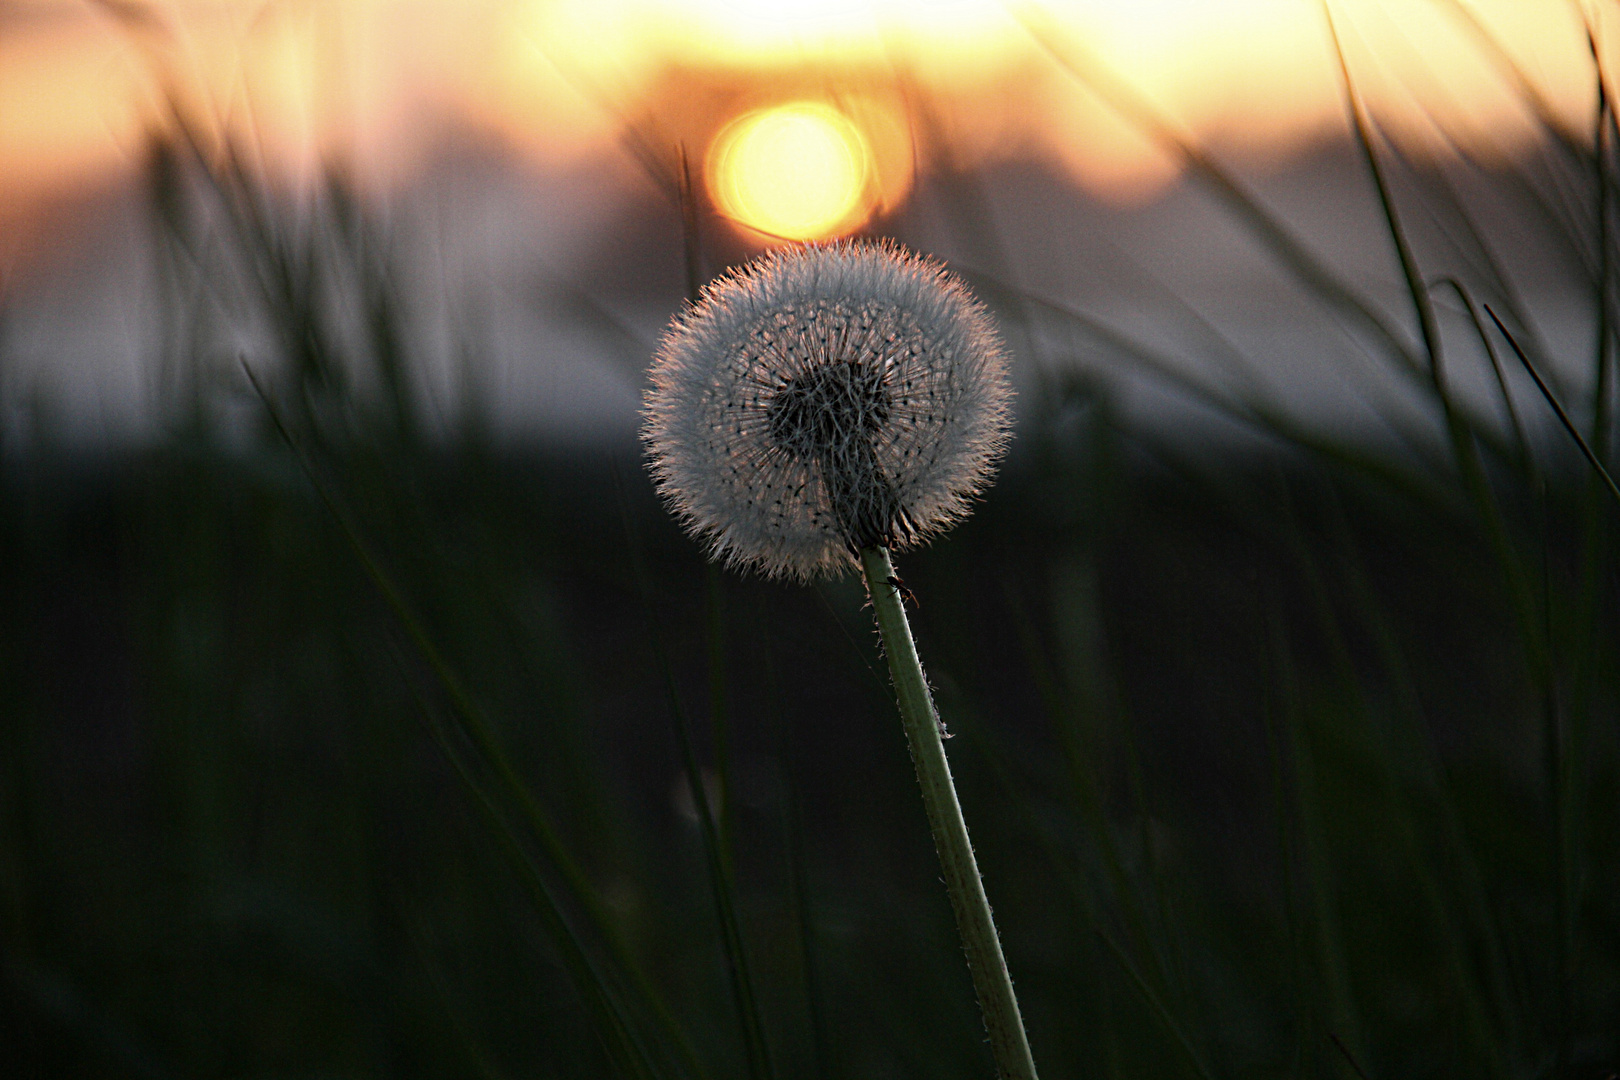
[0,0,1602,445]
[0,0,1598,253]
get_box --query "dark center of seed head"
[767,360,897,548]
[767,360,891,460]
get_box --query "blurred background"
[2,1,1617,1077]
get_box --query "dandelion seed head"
[642,240,1013,580]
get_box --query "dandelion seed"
[642,240,1013,579]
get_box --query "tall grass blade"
[1259,664,1312,1075]
[1013,4,1425,379]
[1586,26,1612,460]
[756,615,839,1080]
[243,362,698,1080]
[1264,602,1368,1070]
[985,276,1457,508]
[1481,304,1606,1078]
[1328,1032,1373,1080]
[677,145,707,307]
[1431,279,1534,480]
[1320,4,1443,386]
[997,579,1170,993]
[1423,0,1588,158]
[400,662,658,1080]
[1324,0,1553,705]
[784,768,836,1080]
[1315,492,1518,1077]
[949,702,1217,1080]
[704,566,735,849]
[1484,306,1620,506]
[615,467,775,1080]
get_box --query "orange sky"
[0,0,1601,256]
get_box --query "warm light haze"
[0,0,1600,254]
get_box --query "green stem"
[859,546,1038,1080]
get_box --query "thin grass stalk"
[998,580,1172,992]
[1321,493,1526,1066]
[1276,485,1490,1068]
[1258,653,1313,1075]
[995,279,1460,509]
[1403,84,1592,292]
[1378,114,1541,342]
[676,146,706,310]
[1323,0,1555,693]
[704,564,736,848]
[1329,1033,1374,1080]
[1014,5,1425,379]
[1593,26,1617,463]
[1578,19,1619,603]
[615,471,775,1080]
[1551,48,1613,1009]
[402,907,524,1080]
[666,680,775,1080]
[1408,0,1598,266]
[1565,44,1617,1014]
[401,661,660,1080]
[1320,5,1443,387]
[784,766,836,1080]
[759,619,840,1080]
[1485,307,1620,506]
[1111,676,1188,1028]
[1000,545,1185,1016]
[858,546,1037,1080]
[1264,603,1368,1069]
[1327,78,1562,450]
[678,148,738,856]
[246,365,709,1080]
[1299,491,1515,1078]
[1096,971,1126,1080]
[949,686,1217,1080]
[1426,0,1588,158]
[1431,279,1534,480]
[1481,311,1604,1077]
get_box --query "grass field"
[2,7,1618,1078]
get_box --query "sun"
[706,103,874,241]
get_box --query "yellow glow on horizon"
[505,0,1592,202]
[708,103,874,239]
[0,0,1603,262]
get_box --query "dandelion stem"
[859,545,1038,1080]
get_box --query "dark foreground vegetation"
[2,410,1615,1079]
[4,6,1618,1074]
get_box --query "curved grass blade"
[784,767,837,1080]
[615,465,776,1080]
[1319,494,1527,1067]
[1484,305,1620,507]
[1423,0,1589,160]
[947,700,1218,1080]
[1430,279,1534,481]
[1263,601,1369,1072]
[969,271,1460,511]
[997,579,1171,995]
[243,361,703,1080]
[1322,0,1554,704]
[1012,3,1425,380]
[400,663,658,1080]
[756,613,840,1080]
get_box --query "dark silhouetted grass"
[2,8,1618,1079]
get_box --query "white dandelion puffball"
[642,240,1013,580]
